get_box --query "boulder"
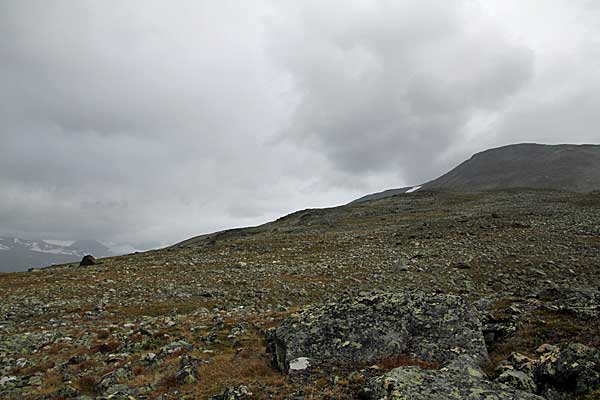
[364,358,544,400]
[80,255,97,266]
[268,290,488,373]
[495,369,537,393]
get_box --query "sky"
[1,0,599,250]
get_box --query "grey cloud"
[268,0,534,183]
[0,0,287,246]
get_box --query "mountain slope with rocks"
[353,143,600,204]
[1,189,600,399]
[425,143,600,192]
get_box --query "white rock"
[289,357,310,371]
[0,376,17,386]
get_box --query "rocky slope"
[1,190,600,399]
[425,143,600,192]
[354,143,600,203]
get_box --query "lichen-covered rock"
[503,352,537,373]
[366,357,544,400]
[495,369,537,393]
[534,343,600,398]
[268,290,488,373]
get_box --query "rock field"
[1,189,600,399]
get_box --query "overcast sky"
[1,0,599,249]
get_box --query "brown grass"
[91,340,120,354]
[33,372,63,397]
[96,330,110,340]
[76,359,97,372]
[75,375,99,395]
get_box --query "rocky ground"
[1,189,600,399]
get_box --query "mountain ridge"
[353,143,600,203]
[0,236,113,273]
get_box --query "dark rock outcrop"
[534,343,600,398]
[268,290,488,373]
[80,254,97,266]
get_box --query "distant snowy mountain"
[0,237,114,273]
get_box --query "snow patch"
[406,186,422,193]
[43,239,75,247]
[28,242,78,255]
[0,244,10,251]
[16,240,80,255]
[289,357,310,371]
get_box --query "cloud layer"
[0,0,598,248]
[269,1,533,181]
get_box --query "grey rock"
[97,367,132,394]
[159,340,193,356]
[496,369,537,393]
[210,385,252,399]
[495,352,537,377]
[48,384,80,399]
[268,290,488,373]
[367,362,544,400]
[0,376,18,388]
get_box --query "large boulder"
[80,254,97,266]
[364,356,544,400]
[268,290,488,373]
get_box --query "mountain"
[0,237,113,272]
[3,143,600,398]
[424,143,600,192]
[353,143,600,203]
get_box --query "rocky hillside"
[354,143,600,203]
[0,237,113,273]
[1,190,600,399]
[425,143,600,192]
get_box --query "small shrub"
[76,375,99,395]
[91,340,120,354]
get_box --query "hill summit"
[354,143,600,203]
